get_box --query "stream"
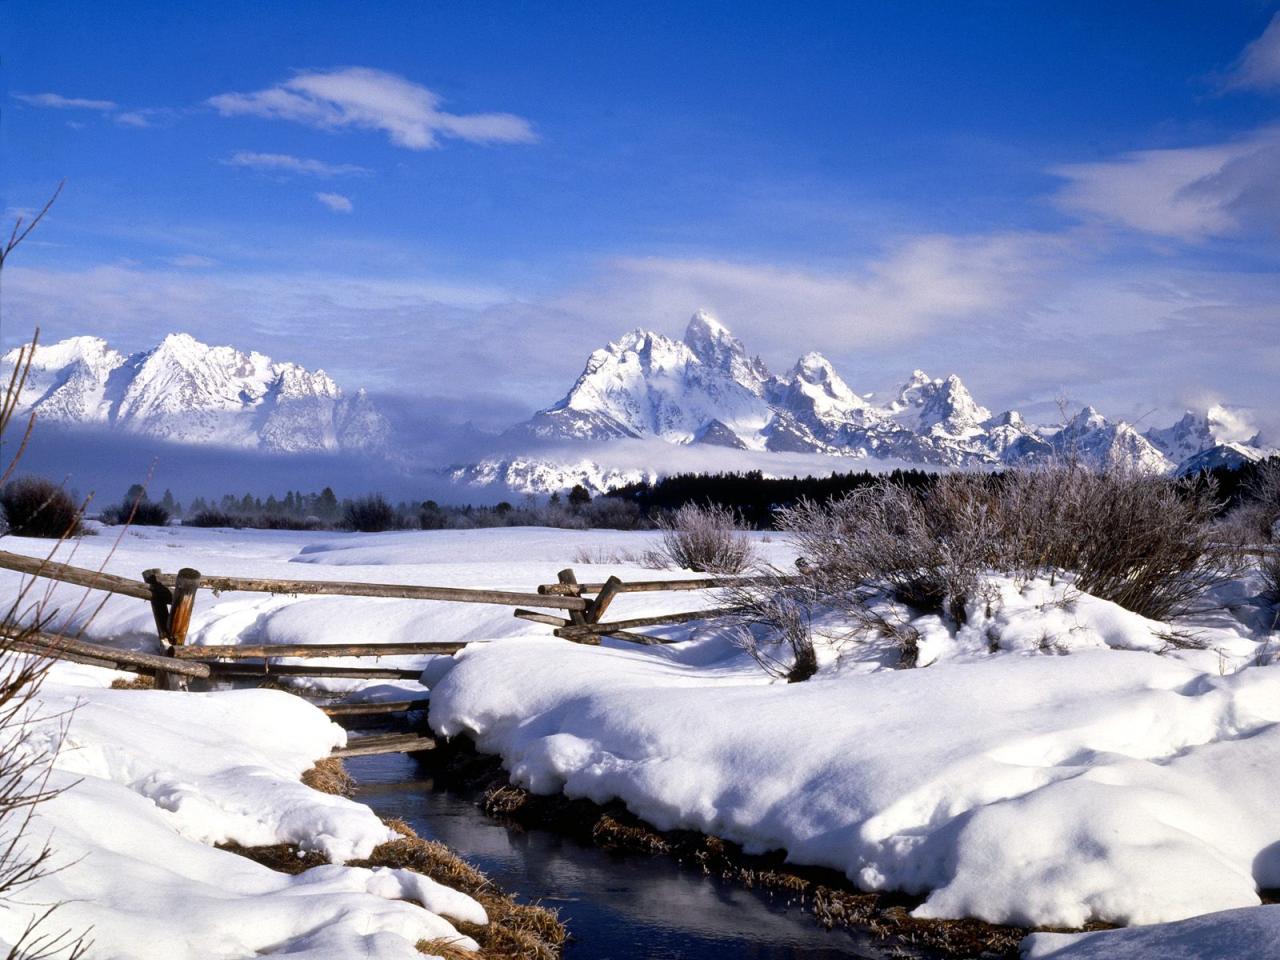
[347,752,890,960]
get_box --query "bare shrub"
[726,572,818,681]
[994,466,1236,620]
[1261,552,1280,604]
[778,466,1237,636]
[1238,460,1280,543]
[342,495,397,532]
[654,503,755,574]
[0,191,92,957]
[0,477,82,539]
[778,474,994,625]
[101,497,169,526]
[570,545,662,567]
[183,509,241,529]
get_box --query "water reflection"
[349,754,887,960]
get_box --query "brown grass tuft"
[352,818,566,960]
[110,674,155,690]
[592,814,671,854]
[216,840,328,875]
[482,784,530,817]
[416,937,477,959]
[302,756,355,798]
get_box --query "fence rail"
[0,549,763,685]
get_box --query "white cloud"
[115,111,151,127]
[1051,127,1280,240]
[13,92,117,111]
[207,67,537,149]
[223,151,369,177]
[1225,13,1280,91]
[315,192,354,213]
[165,255,218,268]
[562,231,1066,356]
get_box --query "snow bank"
[430,576,1280,929]
[0,663,485,959]
[1021,905,1280,959]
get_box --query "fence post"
[585,576,623,624]
[557,569,587,627]
[142,567,200,690]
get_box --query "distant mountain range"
[453,311,1274,492]
[5,320,1273,495]
[3,333,390,455]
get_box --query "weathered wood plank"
[513,609,571,628]
[538,575,799,596]
[555,626,666,646]
[332,733,437,757]
[0,549,153,600]
[598,606,738,630]
[320,699,431,717]
[205,662,425,680]
[584,576,623,624]
[154,572,588,610]
[1,628,212,678]
[174,641,466,660]
[558,568,588,627]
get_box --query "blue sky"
[4,1,1279,436]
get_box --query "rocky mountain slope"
[3,333,390,455]
[457,311,1271,492]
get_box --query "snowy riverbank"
[0,661,485,958]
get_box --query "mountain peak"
[683,310,745,366]
[3,331,388,455]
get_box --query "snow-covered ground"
[3,524,1278,956]
[1,661,485,958]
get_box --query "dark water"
[348,753,888,960]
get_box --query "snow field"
[2,524,1278,954]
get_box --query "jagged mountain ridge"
[3,333,391,455]
[459,311,1271,492]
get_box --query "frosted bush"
[654,503,755,574]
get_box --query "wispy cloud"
[315,192,354,213]
[165,254,218,268]
[1224,13,1280,91]
[207,67,537,149]
[223,151,370,177]
[13,92,117,111]
[1051,127,1280,240]
[565,231,1067,355]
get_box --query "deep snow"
[1,662,484,958]
[2,524,1278,955]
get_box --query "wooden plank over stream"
[206,662,425,680]
[332,732,437,757]
[321,699,431,717]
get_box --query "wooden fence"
[5,541,1275,753]
[0,548,753,750]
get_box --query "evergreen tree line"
[82,457,1277,533]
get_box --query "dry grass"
[354,819,565,960]
[109,674,156,690]
[301,756,355,798]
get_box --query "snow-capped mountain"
[458,311,1272,493]
[3,333,391,455]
